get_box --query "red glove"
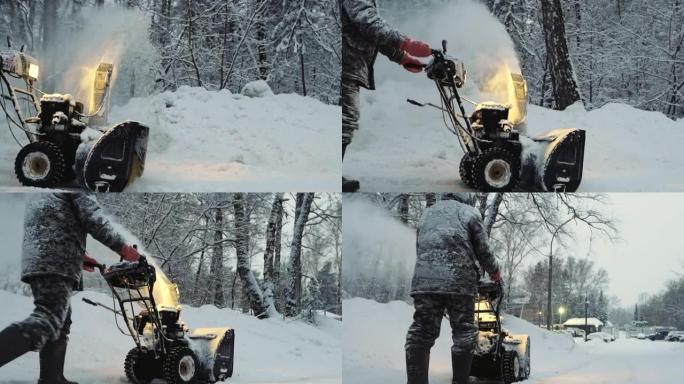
[83,253,98,272]
[399,53,424,73]
[489,270,502,282]
[400,38,432,58]
[119,244,141,262]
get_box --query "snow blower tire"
[459,154,476,188]
[124,347,158,384]
[502,349,520,384]
[14,141,66,188]
[163,346,200,384]
[472,148,520,192]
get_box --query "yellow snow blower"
[0,39,148,191]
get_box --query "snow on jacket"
[340,0,406,89]
[21,193,126,284]
[411,200,500,296]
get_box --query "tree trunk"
[540,0,582,110]
[41,0,59,92]
[425,193,436,208]
[233,193,269,318]
[210,206,225,307]
[273,195,284,311]
[398,194,409,224]
[263,193,283,315]
[285,193,315,317]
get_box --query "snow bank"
[343,0,684,191]
[0,290,341,384]
[0,86,340,192]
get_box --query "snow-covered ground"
[343,297,684,384]
[342,0,684,191]
[0,84,340,192]
[0,290,341,384]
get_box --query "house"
[563,317,604,334]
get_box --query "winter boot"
[38,337,78,384]
[342,177,360,192]
[451,351,473,384]
[0,324,33,368]
[406,347,430,384]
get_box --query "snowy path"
[343,298,684,384]
[0,86,341,192]
[0,290,341,384]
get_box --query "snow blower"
[407,40,585,192]
[470,281,530,384]
[83,254,235,384]
[0,38,148,191]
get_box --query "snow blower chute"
[469,281,530,384]
[83,254,235,384]
[0,39,148,191]
[407,40,585,192]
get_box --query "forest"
[0,0,341,104]
[85,193,342,322]
[343,192,618,328]
[384,0,684,118]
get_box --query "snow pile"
[0,290,341,384]
[342,197,416,300]
[241,80,274,98]
[343,0,684,191]
[0,85,340,191]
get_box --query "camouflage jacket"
[22,193,126,284]
[411,200,500,296]
[340,0,406,89]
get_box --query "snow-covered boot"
[406,347,430,384]
[451,351,473,384]
[38,337,78,384]
[0,324,32,368]
[342,177,360,192]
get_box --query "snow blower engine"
[83,254,235,384]
[0,38,148,191]
[470,281,530,384]
[407,40,585,192]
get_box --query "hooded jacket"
[340,0,406,89]
[21,193,126,284]
[411,199,500,296]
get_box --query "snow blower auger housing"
[84,255,235,384]
[407,40,585,192]
[470,281,530,384]
[0,40,149,191]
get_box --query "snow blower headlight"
[0,51,39,81]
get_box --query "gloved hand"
[399,53,424,73]
[400,38,432,58]
[119,244,141,262]
[83,253,98,272]
[489,270,502,282]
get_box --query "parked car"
[666,331,684,342]
[636,333,646,339]
[588,332,614,343]
[565,327,586,338]
[647,330,670,340]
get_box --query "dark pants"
[405,294,478,353]
[342,78,360,157]
[14,276,73,351]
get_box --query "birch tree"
[285,192,315,317]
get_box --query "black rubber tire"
[472,147,520,192]
[124,347,158,384]
[163,346,200,384]
[502,350,520,384]
[459,154,476,189]
[14,141,66,188]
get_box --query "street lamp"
[538,311,543,328]
[558,306,566,328]
[584,298,590,342]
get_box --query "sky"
[565,193,683,308]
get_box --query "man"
[340,0,433,192]
[0,193,141,384]
[406,193,502,384]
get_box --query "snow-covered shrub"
[241,80,274,98]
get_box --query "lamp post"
[538,311,543,328]
[558,306,566,329]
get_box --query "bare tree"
[285,193,315,317]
